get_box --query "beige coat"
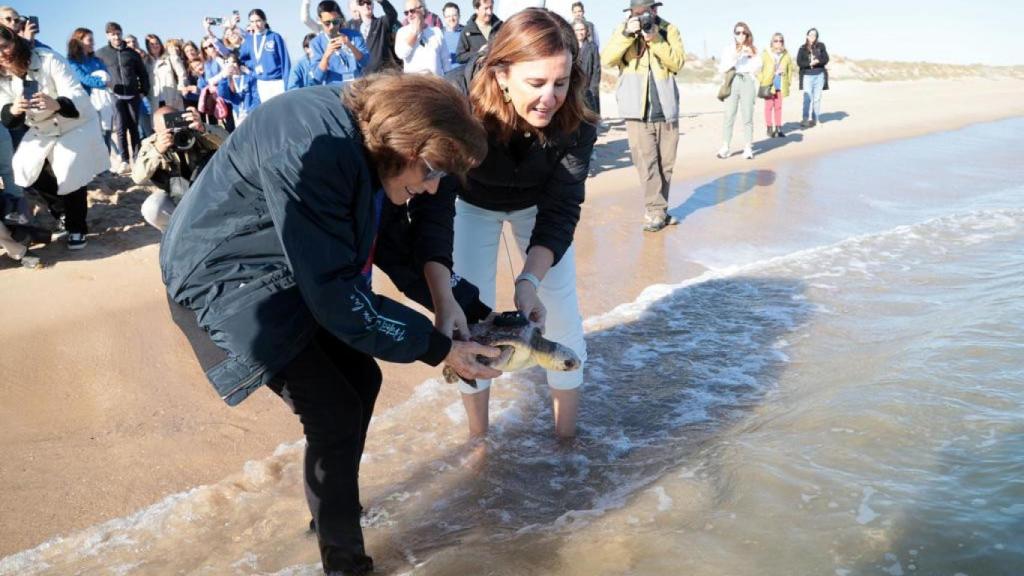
[148,54,186,111]
[0,49,107,195]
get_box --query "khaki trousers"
[626,119,680,219]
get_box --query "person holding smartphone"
[797,27,829,128]
[309,0,368,85]
[0,27,107,250]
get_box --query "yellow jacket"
[758,50,795,97]
[601,19,685,120]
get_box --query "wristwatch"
[515,272,541,291]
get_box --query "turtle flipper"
[442,365,477,389]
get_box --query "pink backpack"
[198,86,230,121]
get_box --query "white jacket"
[148,54,185,111]
[0,49,107,195]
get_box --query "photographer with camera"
[132,106,226,232]
[601,0,684,233]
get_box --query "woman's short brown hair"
[469,8,596,144]
[343,72,488,181]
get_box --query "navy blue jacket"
[161,85,489,405]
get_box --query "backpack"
[197,86,230,121]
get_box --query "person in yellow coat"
[758,32,795,138]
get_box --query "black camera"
[637,12,655,34]
[164,111,197,150]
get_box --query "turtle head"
[530,330,582,373]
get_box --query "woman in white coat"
[0,27,107,249]
[145,34,186,111]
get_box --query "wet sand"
[2,77,1024,557]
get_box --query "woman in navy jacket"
[239,8,291,104]
[161,75,499,575]
[446,8,597,439]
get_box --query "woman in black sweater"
[797,27,829,127]
[446,8,597,439]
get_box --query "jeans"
[114,96,142,162]
[802,73,825,122]
[453,199,587,394]
[723,74,756,148]
[0,127,23,199]
[267,328,381,575]
[625,119,679,220]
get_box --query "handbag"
[717,67,736,101]
[757,84,774,99]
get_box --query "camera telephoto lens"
[173,129,197,151]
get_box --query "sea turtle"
[442,311,582,387]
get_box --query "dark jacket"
[360,0,401,73]
[577,40,601,115]
[161,85,490,406]
[95,43,150,97]
[455,15,502,64]
[444,57,597,266]
[797,42,830,91]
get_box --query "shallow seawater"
[3,119,1023,576]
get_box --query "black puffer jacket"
[161,85,489,405]
[95,44,150,97]
[444,56,597,266]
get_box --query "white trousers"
[256,79,286,104]
[453,198,586,394]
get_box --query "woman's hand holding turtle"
[445,341,502,381]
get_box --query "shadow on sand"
[668,169,776,223]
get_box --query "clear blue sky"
[23,0,1018,66]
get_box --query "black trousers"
[32,161,87,235]
[268,328,381,574]
[113,95,141,162]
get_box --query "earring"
[501,84,511,103]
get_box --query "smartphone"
[22,79,39,101]
[232,10,240,17]
[206,16,223,26]
[26,15,38,33]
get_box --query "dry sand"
[2,77,1024,557]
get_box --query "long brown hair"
[67,27,94,63]
[145,33,164,58]
[469,8,595,144]
[733,21,756,54]
[0,26,31,78]
[343,72,488,180]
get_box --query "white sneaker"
[743,145,754,160]
[716,145,729,159]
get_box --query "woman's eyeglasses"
[734,31,747,36]
[423,158,446,181]
[404,8,422,16]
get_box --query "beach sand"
[2,77,1023,557]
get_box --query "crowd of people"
[1,2,831,574]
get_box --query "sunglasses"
[772,39,783,43]
[357,0,372,5]
[404,8,423,16]
[321,17,343,26]
[423,158,446,181]
[734,31,747,36]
